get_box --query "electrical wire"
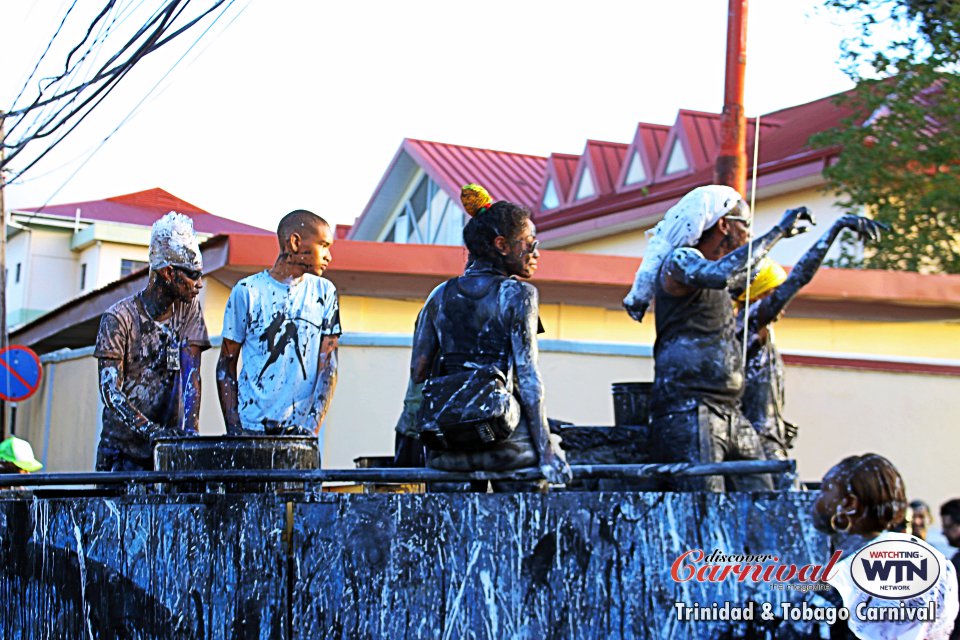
[3,0,234,183]
[31,0,243,210]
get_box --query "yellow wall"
[194,290,960,362]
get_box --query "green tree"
[811,0,960,272]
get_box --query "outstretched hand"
[622,295,648,323]
[836,215,888,244]
[778,207,816,238]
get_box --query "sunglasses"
[516,239,540,254]
[173,265,203,280]
[724,215,751,225]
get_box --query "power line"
[2,0,235,183]
[19,0,247,212]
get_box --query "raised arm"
[665,207,816,292]
[216,339,243,435]
[746,215,887,330]
[507,282,571,484]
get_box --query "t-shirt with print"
[95,294,211,462]
[221,271,341,434]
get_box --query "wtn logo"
[860,558,927,583]
[851,538,940,600]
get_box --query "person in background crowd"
[911,499,933,540]
[812,455,958,639]
[940,498,960,640]
[0,436,43,475]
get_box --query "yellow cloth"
[738,258,787,302]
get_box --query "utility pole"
[716,0,749,196]
[0,113,7,438]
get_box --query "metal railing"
[0,459,794,487]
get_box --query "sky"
[1,0,861,233]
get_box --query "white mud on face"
[149,212,202,270]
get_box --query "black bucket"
[611,382,653,426]
[154,435,319,493]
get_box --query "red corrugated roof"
[16,188,273,236]
[582,140,629,196]
[403,139,547,206]
[549,153,581,201]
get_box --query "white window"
[541,178,560,210]
[575,166,595,200]
[664,139,689,175]
[623,151,647,185]
[120,259,148,278]
[382,173,464,246]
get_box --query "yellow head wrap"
[460,183,493,217]
[738,258,787,302]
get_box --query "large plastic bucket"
[154,435,319,493]
[611,382,653,426]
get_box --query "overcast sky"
[2,1,860,232]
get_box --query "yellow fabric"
[738,258,787,302]
[460,183,493,217]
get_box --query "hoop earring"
[831,511,852,533]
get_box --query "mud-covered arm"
[748,215,886,330]
[98,358,165,439]
[181,345,202,434]
[216,339,243,435]
[665,207,815,292]
[410,295,441,385]
[507,284,571,484]
[312,335,339,434]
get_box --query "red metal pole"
[716,0,748,196]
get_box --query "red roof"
[403,139,547,206]
[15,188,273,236]
[578,140,629,198]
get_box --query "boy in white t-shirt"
[217,210,340,442]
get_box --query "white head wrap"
[149,211,203,271]
[623,185,745,321]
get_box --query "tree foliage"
[811,0,960,272]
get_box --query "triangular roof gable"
[616,123,670,192]
[654,110,723,181]
[568,140,628,202]
[536,153,580,212]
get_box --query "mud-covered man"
[217,210,340,441]
[736,216,885,479]
[622,185,813,492]
[95,212,210,471]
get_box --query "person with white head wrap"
[93,212,210,472]
[625,184,816,492]
[623,185,743,322]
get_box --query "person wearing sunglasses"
[94,212,210,472]
[622,185,814,492]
